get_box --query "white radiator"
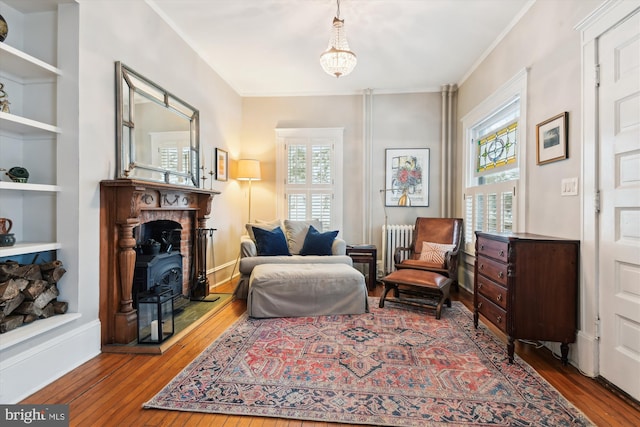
[382,224,414,275]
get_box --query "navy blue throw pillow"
[300,225,338,256]
[252,226,291,256]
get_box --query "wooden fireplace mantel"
[100,179,220,347]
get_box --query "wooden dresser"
[473,232,579,365]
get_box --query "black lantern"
[137,288,174,344]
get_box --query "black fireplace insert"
[133,252,183,306]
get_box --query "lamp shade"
[237,159,261,181]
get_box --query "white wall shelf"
[0,0,87,404]
[0,313,82,351]
[0,111,61,136]
[0,181,61,192]
[0,42,61,79]
[0,242,62,258]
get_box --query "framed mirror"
[116,61,200,187]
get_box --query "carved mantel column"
[112,218,139,344]
[117,219,138,314]
[100,179,219,348]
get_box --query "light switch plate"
[561,177,578,196]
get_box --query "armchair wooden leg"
[379,283,396,308]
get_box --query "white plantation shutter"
[464,196,474,247]
[288,145,306,184]
[285,142,333,231]
[487,193,498,232]
[502,191,514,232]
[311,193,332,228]
[465,184,516,251]
[475,194,485,234]
[312,145,331,184]
[287,194,307,221]
[159,146,190,176]
[160,147,179,170]
[276,128,344,233]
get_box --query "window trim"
[275,127,344,232]
[461,69,528,253]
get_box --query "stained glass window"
[476,121,517,175]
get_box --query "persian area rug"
[144,299,593,426]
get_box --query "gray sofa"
[233,219,353,299]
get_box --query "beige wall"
[240,95,363,243]
[455,0,602,238]
[240,92,442,249]
[78,0,243,293]
[455,0,604,363]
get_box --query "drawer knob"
[498,271,504,278]
[478,283,483,289]
[496,294,502,301]
[496,315,502,323]
[480,264,485,270]
[478,302,483,309]
[480,244,485,250]
[499,250,505,257]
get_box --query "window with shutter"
[462,70,527,252]
[276,128,344,233]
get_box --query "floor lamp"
[230,159,261,282]
[237,159,261,223]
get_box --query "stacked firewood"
[0,260,68,333]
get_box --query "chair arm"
[240,235,257,258]
[444,248,461,277]
[393,246,412,264]
[332,238,347,255]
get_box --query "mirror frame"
[115,61,200,187]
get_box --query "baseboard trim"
[0,320,101,403]
[576,329,598,377]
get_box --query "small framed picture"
[536,112,568,165]
[215,148,228,181]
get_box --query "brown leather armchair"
[394,217,464,289]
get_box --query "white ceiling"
[149,0,533,97]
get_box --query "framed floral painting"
[385,148,429,207]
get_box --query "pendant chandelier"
[320,0,357,78]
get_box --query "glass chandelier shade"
[320,14,357,78]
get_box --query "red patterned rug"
[144,299,593,426]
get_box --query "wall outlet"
[561,177,579,196]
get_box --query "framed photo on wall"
[536,112,568,165]
[385,148,429,207]
[215,148,228,181]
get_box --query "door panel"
[599,9,640,400]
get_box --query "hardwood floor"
[22,281,640,426]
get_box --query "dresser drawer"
[477,275,507,310]
[477,294,507,334]
[477,255,508,286]
[477,236,508,262]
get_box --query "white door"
[598,8,640,401]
